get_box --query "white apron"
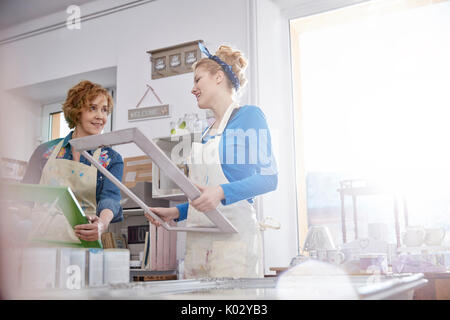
[35,139,101,243]
[183,103,264,279]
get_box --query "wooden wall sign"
[128,104,170,122]
[147,40,203,79]
[128,85,170,122]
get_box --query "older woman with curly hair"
[23,80,124,242]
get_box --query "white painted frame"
[69,127,238,233]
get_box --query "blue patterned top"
[22,131,124,223]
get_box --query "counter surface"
[14,273,427,300]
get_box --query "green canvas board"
[1,183,102,248]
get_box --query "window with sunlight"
[293,0,450,247]
[50,112,71,140]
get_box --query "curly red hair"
[62,80,113,129]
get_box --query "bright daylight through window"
[294,0,450,245]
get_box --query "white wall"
[0,0,252,157]
[0,91,41,161]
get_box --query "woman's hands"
[145,185,225,227]
[191,184,225,213]
[145,207,180,227]
[74,209,113,241]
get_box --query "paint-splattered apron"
[184,103,264,279]
[36,139,101,243]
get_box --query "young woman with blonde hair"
[147,43,278,279]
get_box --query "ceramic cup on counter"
[317,249,328,261]
[424,227,446,246]
[402,226,425,247]
[326,249,345,265]
[341,247,359,262]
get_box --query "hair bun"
[216,45,248,89]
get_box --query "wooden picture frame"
[70,127,238,234]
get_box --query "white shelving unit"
[151,134,191,202]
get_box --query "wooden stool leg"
[340,192,346,243]
[394,196,401,248]
[352,195,358,240]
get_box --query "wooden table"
[413,272,450,300]
[269,267,288,276]
[337,180,408,247]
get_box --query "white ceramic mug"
[424,228,446,246]
[326,249,345,264]
[402,226,425,247]
[341,248,358,262]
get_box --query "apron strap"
[48,140,65,160]
[81,147,102,166]
[92,147,102,162]
[201,103,240,140]
[216,103,239,135]
[49,138,102,163]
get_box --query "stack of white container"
[20,247,130,290]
